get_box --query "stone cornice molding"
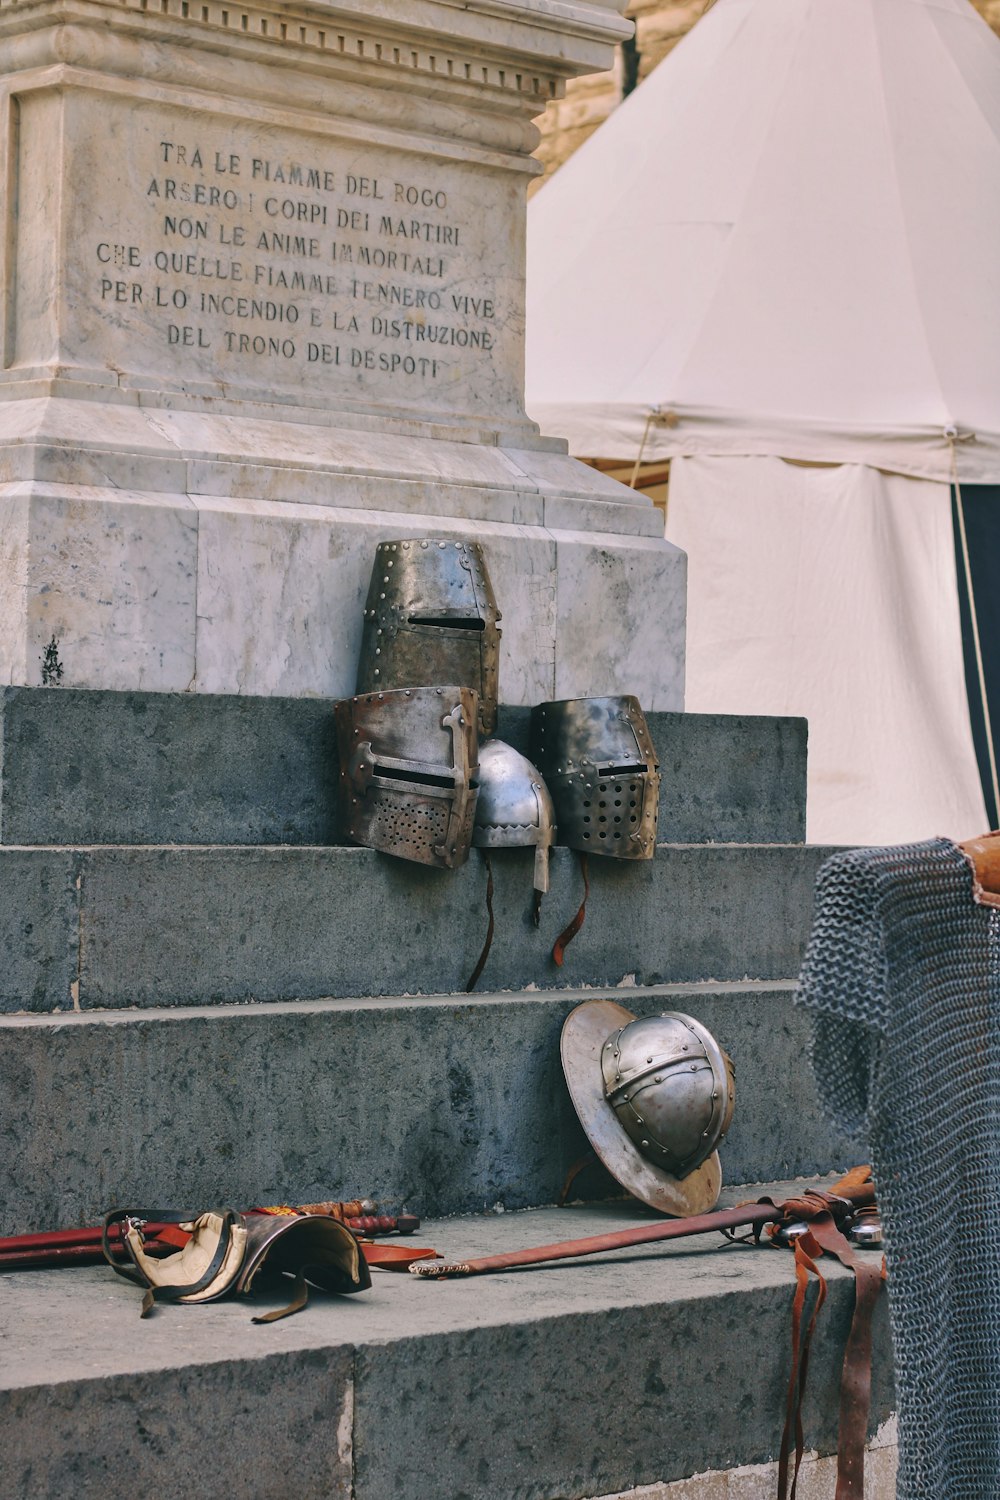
[0,0,632,103]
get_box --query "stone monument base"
[0,0,684,705]
[0,396,683,702]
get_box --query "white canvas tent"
[525,0,1000,845]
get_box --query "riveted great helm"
[561,999,736,1217]
[473,740,556,896]
[334,685,479,870]
[530,696,659,860]
[356,538,501,737]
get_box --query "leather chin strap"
[552,852,590,966]
[464,852,496,993]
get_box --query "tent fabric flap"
[666,455,988,846]
[525,0,1000,486]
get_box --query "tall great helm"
[356,538,501,737]
[334,685,479,871]
[561,1000,736,1216]
[529,696,659,860]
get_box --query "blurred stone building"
[532,0,1000,191]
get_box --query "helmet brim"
[560,998,723,1218]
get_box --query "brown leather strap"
[556,1152,600,1207]
[552,852,589,966]
[251,1269,309,1324]
[806,1215,886,1500]
[361,1242,440,1272]
[465,853,496,992]
[777,1230,827,1500]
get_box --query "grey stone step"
[0,982,861,1235]
[0,1193,894,1500]
[0,687,807,847]
[0,841,831,1013]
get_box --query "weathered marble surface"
[0,0,685,702]
[0,480,684,704]
[0,0,630,444]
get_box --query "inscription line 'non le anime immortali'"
[93,138,501,384]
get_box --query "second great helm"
[530,695,659,860]
[356,538,501,737]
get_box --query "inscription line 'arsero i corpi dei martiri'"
[95,137,499,383]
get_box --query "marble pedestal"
[0,0,685,705]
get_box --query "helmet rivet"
[646,1057,653,1064]
[438,541,446,548]
[375,648,381,656]
[641,1140,649,1149]
[374,669,380,677]
[654,1076,662,1084]
[712,1091,718,1100]
[421,541,428,548]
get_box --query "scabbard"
[410,1202,777,1277]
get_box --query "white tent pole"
[951,433,1000,825]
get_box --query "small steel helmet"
[561,999,736,1217]
[530,695,659,860]
[334,685,479,870]
[472,740,556,895]
[356,538,501,737]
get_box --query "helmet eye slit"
[407,614,486,631]
[374,764,458,791]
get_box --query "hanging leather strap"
[806,1215,886,1500]
[465,852,496,992]
[553,852,590,966]
[777,1230,827,1500]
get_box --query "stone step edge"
[0,840,817,853]
[0,1176,854,1387]
[0,977,801,1026]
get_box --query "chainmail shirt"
[797,837,1000,1500]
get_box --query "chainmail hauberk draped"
[797,837,1000,1500]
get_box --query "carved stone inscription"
[63,97,520,417]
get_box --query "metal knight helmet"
[334,685,480,870]
[355,538,501,737]
[561,1000,736,1217]
[472,740,556,896]
[529,696,659,860]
